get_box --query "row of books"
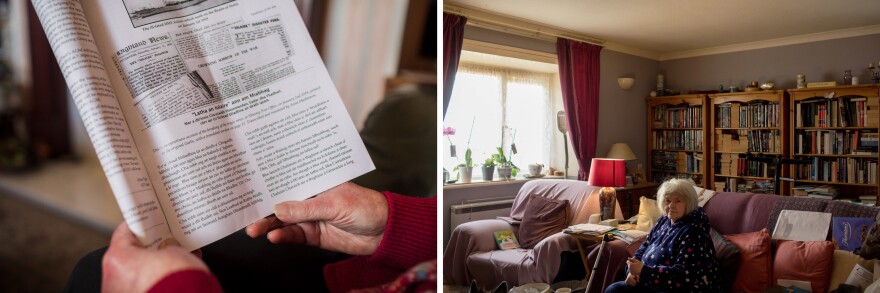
[714,129,781,153]
[795,97,879,128]
[714,153,777,178]
[715,102,781,128]
[652,105,703,128]
[795,129,879,155]
[793,157,878,184]
[652,130,703,150]
[652,173,704,186]
[652,151,702,173]
[713,178,774,194]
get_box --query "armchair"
[443,179,622,290]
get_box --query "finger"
[191,249,203,259]
[109,222,141,249]
[274,196,338,224]
[246,215,285,238]
[266,225,307,244]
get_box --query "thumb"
[273,196,336,224]
[158,237,180,249]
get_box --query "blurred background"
[0,0,436,291]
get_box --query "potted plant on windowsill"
[453,148,474,183]
[481,157,496,182]
[492,147,518,180]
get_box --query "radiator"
[449,198,515,232]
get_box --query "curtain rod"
[444,4,605,47]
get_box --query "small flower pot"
[482,166,495,181]
[459,166,473,183]
[497,166,512,180]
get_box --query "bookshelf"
[708,91,788,194]
[788,85,880,202]
[646,94,709,187]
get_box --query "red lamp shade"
[587,158,626,187]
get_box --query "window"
[444,62,554,180]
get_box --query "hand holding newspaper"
[31,0,374,250]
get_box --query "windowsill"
[0,159,121,236]
[443,175,567,190]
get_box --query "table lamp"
[588,158,626,220]
[606,142,637,184]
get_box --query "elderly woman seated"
[605,179,719,293]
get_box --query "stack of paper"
[611,230,649,244]
[564,223,616,235]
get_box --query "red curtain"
[27,2,70,159]
[442,13,467,119]
[557,38,602,180]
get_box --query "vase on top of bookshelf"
[788,85,880,205]
[646,94,709,187]
[709,91,788,195]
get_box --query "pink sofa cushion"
[518,194,570,249]
[725,228,772,293]
[773,240,834,293]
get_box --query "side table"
[567,232,608,281]
[615,182,660,219]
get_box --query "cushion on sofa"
[725,228,772,293]
[772,240,834,293]
[860,213,880,259]
[636,196,662,232]
[829,250,876,292]
[710,228,740,292]
[518,194,570,249]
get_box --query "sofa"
[444,179,622,290]
[585,191,880,293]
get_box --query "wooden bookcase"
[708,91,789,194]
[646,94,709,187]
[787,85,880,202]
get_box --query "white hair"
[656,178,698,215]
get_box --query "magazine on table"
[31,0,374,250]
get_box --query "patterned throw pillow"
[710,228,741,292]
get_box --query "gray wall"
[661,33,880,92]
[596,50,658,170]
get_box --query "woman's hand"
[102,223,208,293]
[626,257,644,276]
[625,273,639,286]
[246,182,388,255]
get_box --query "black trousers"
[63,229,347,293]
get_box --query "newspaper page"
[34,0,374,250]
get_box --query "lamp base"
[599,187,617,221]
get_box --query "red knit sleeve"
[368,192,436,269]
[147,269,223,293]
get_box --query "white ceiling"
[447,0,880,60]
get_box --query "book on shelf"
[494,230,521,250]
[30,1,375,249]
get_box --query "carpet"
[0,192,110,293]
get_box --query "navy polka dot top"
[631,207,720,293]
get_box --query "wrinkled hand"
[625,273,639,286]
[246,182,388,255]
[626,257,644,276]
[102,223,208,293]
